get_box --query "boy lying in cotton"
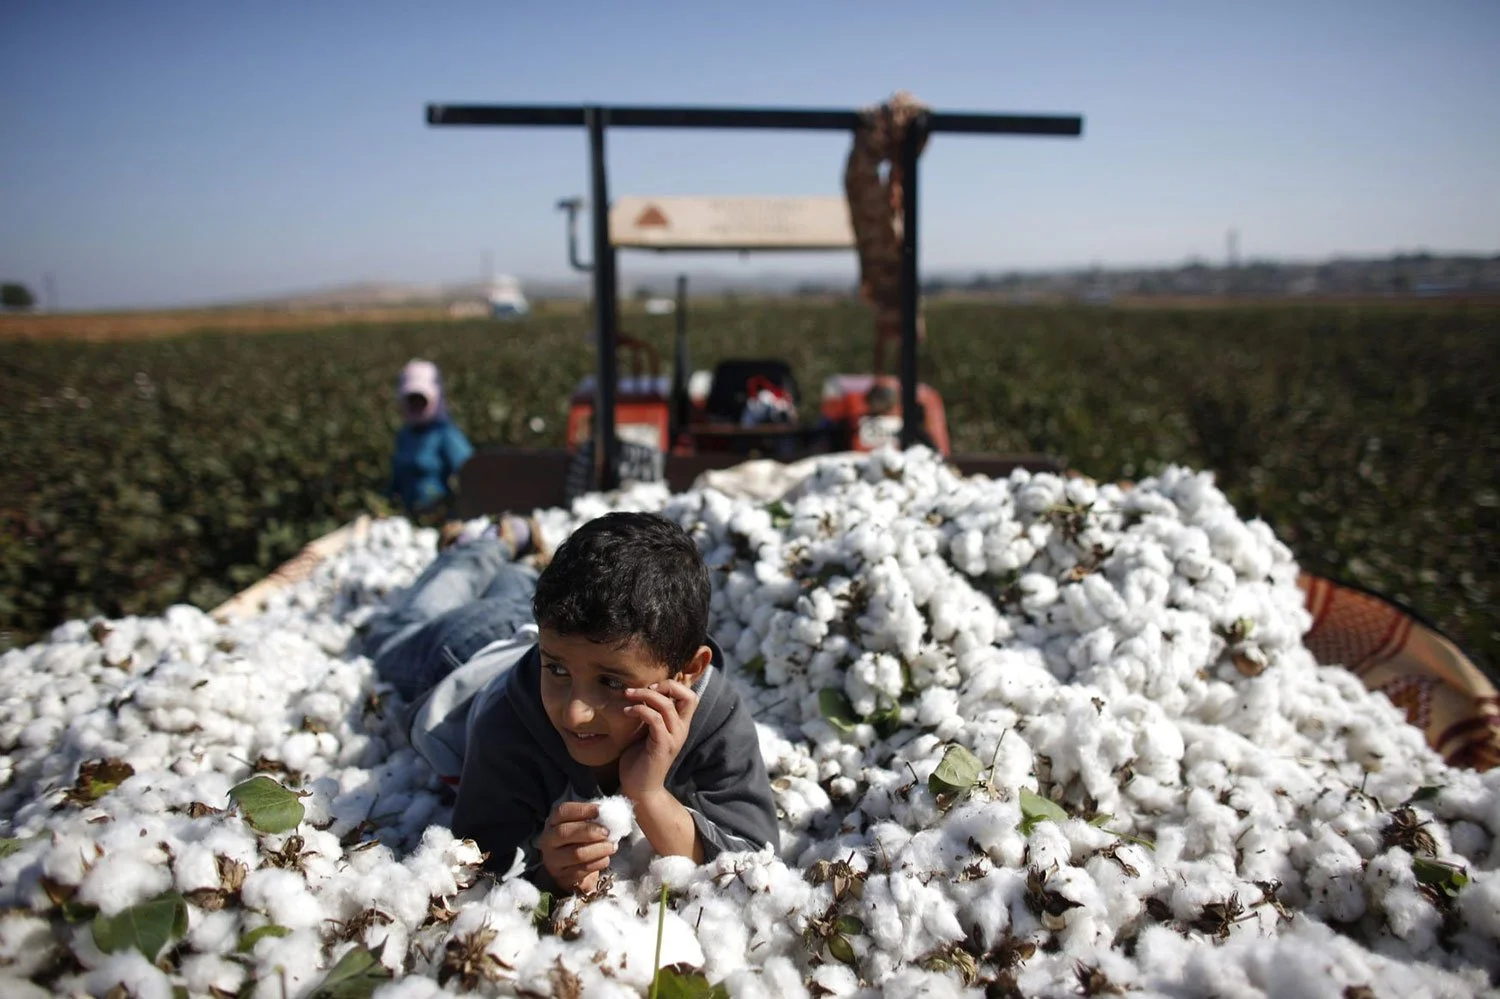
[363,511,778,893]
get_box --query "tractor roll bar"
[426,102,1085,491]
[428,104,1082,136]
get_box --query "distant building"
[446,275,531,319]
[488,276,530,318]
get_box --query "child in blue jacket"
[388,359,474,515]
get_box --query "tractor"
[553,194,956,471]
[425,99,1085,516]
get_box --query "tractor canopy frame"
[425,101,1085,493]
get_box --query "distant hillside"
[238,278,590,310]
[930,253,1500,301]
[227,252,1500,310]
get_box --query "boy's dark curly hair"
[532,511,710,669]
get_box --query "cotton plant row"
[0,449,1491,998]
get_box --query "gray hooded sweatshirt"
[406,628,779,882]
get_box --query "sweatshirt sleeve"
[679,700,781,858]
[443,423,475,478]
[450,692,561,876]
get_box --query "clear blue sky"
[2,0,1497,310]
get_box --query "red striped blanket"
[1301,574,1499,771]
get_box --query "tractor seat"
[704,359,801,423]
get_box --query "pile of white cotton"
[1,447,1495,998]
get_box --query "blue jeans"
[364,539,539,700]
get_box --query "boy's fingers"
[545,820,609,846]
[629,700,672,744]
[655,679,699,719]
[552,840,615,882]
[550,801,599,824]
[568,840,617,864]
[559,855,612,881]
[623,692,675,737]
[626,686,679,725]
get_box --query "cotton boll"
[100,627,140,668]
[1023,821,1075,877]
[860,871,966,962]
[680,894,752,981]
[180,953,247,997]
[773,775,832,831]
[173,769,237,807]
[843,652,903,718]
[720,954,811,999]
[198,822,261,870]
[0,976,50,999]
[419,827,486,894]
[1046,866,1113,953]
[1179,787,1244,861]
[1058,818,1121,864]
[173,840,223,893]
[390,791,442,842]
[189,909,240,955]
[468,916,542,973]
[1427,772,1500,838]
[241,868,323,931]
[908,648,960,691]
[1457,874,1500,942]
[297,690,345,729]
[372,975,453,999]
[1166,865,1249,926]
[1380,883,1441,953]
[578,900,706,990]
[1081,573,1130,624]
[1133,716,1185,777]
[1299,828,1369,924]
[342,865,431,934]
[590,795,635,844]
[86,950,173,999]
[510,935,588,995]
[1015,477,1063,518]
[1017,572,1059,613]
[247,930,326,999]
[942,800,1022,862]
[1446,821,1492,868]
[950,873,1017,952]
[296,777,343,831]
[916,687,962,737]
[879,965,979,998]
[40,833,102,889]
[0,914,57,979]
[808,962,861,996]
[329,782,381,832]
[76,849,173,916]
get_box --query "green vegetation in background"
[1,283,37,311]
[0,302,1495,676]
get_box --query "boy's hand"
[538,801,615,893]
[619,679,699,802]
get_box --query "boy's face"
[537,627,674,768]
[402,393,429,421]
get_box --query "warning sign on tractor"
[634,204,669,228]
[610,196,855,250]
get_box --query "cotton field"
[1,448,1496,998]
